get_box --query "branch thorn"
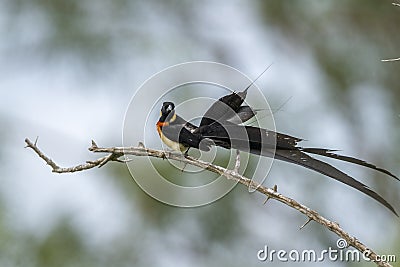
[263,184,278,204]
[34,136,39,146]
[300,218,313,230]
[90,140,98,150]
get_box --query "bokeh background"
[1,0,399,266]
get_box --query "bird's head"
[159,102,176,123]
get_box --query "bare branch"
[24,137,393,267]
[381,58,400,62]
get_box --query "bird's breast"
[156,123,187,152]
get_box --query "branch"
[25,138,393,267]
[381,57,400,62]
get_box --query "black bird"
[156,90,399,215]
[156,102,206,153]
[156,88,256,153]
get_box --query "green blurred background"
[1,0,399,266]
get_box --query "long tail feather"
[273,150,398,216]
[302,148,399,181]
[198,122,398,215]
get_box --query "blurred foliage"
[108,158,242,240]
[34,219,92,267]
[259,1,400,218]
[258,0,400,110]
[5,0,137,58]
[3,0,199,70]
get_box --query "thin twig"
[381,58,400,62]
[24,137,393,267]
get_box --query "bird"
[156,88,399,216]
[156,101,202,153]
[156,87,257,154]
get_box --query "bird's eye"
[166,105,172,112]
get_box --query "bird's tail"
[301,148,399,180]
[200,123,398,215]
[273,149,397,216]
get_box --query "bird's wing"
[199,89,248,127]
[161,124,211,151]
[198,122,301,150]
[226,106,257,124]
